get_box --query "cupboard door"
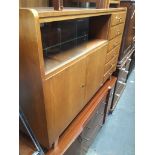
[49,58,86,137]
[85,45,107,104]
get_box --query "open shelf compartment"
[40,14,111,75]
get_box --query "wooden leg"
[53,138,59,149]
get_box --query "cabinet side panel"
[19,9,49,147]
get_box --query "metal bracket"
[19,107,45,155]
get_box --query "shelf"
[44,39,108,77]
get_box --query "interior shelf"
[44,39,108,75]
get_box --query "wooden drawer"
[111,12,126,26]
[80,116,103,151]
[105,61,113,73]
[108,35,122,52]
[105,55,117,73]
[106,45,120,63]
[125,58,132,71]
[113,55,118,66]
[114,45,121,56]
[106,49,115,63]
[103,66,113,82]
[83,102,105,132]
[118,68,129,83]
[109,23,124,40]
[78,101,105,153]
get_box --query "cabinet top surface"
[20,7,127,18]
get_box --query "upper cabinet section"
[20,8,127,79]
[40,14,111,77]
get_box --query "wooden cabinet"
[85,45,107,103]
[20,8,126,148]
[118,0,135,63]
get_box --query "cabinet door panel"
[48,58,86,137]
[85,45,107,103]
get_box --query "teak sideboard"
[20,7,127,148]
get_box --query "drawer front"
[103,65,114,83]
[106,49,115,63]
[108,35,122,52]
[111,12,126,26]
[105,61,113,73]
[113,55,118,66]
[80,118,103,151]
[105,56,117,73]
[118,68,129,83]
[115,80,126,95]
[106,45,120,63]
[125,58,132,71]
[79,102,105,152]
[109,23,124,40]
[114,45,121,56]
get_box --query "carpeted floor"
[86,70,135,155]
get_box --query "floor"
[86,70,135,155]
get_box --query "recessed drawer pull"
[85,126,91,130]
[124,70,129,74]
[81,84,85,88]
[120,68,126,71]
[98,112,104,115]
[117,80,126,85]
[83,137,90,141]
[82,147,88,153]
[116,16,122,21]
[117,30,120,35]
[97,124,103,127]
[115,94,120,97]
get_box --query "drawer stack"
[64,100,106,155]
[103,12,126,83]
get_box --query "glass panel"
[41,18,89,57]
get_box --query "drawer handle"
[98,112,104,115]
[86,126,91,130]
[117,80,126,85]
[81,84,85,88]
[83,137,90,141]
[117,30,120,35]
[116,16,122,22]
[97,124,103,127]
[115,94,120,97]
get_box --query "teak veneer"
[20,7,126,148]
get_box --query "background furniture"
[118,0,135,64]
[110,0,135,111]
[109,0,120,8]
[62,0,110,8]
[19,0,49,7]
